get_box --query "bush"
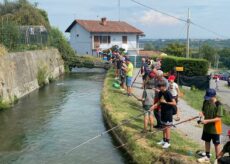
[37,65,48,87]
[160,56,209,76]
[0,44,7,56]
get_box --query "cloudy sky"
[3,0,230,39]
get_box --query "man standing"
[124,58,133,96]
[198,88,223,163]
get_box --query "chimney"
[101,17,107,26]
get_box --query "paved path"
[210,79,230,113]
[132,69,229,145]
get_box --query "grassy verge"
[181,88,230,125]
[102,69,199,164]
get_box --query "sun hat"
[168,75,175,81]
[204,88,216,100]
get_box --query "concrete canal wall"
[0,49,64,103]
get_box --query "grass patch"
[102,69,199,164]
[181,88,230,125]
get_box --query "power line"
[130,0,187,23]
[130,0,229,39]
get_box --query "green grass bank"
[101,69,200,164]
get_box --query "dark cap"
[157,80,167,87]
[204,88,216,100]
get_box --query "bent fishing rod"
[131,68,142,87]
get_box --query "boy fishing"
[139,72,156,133]
[198,88,223,163]
[151,80,176,149]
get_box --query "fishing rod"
[131,68,141,87]
[84,115,200,163]
[115,115,200,149]
[65,108,152,155]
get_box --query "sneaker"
[120,88,125,91]
[162,142,171,149]
[157,140,165,145]
[197,156,210,163]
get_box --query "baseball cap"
[157,80,167,87]
[204,88,216,100]
[168,75,175,81]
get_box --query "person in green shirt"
[123,58,133,96]
[198,88,224,163]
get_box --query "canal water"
[0,73,127,164]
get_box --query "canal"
[0,73,127,164]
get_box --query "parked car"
[213,74,221,79]
[220,72,230,81]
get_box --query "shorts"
[126,76,132,87]
[143,105,153,116]
[201,132,221,145]
[218,156,230,164]
[161,110,173,126]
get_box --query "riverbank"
[101,69,199,164]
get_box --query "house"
[65,18,144,55]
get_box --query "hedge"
[159,56,209,76]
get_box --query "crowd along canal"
[0,72,130,164]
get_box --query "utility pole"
[186,8,190,58]
[118,0,121,21]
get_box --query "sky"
[2,0,230,39]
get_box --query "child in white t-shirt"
[168,75,180,121]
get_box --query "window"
[94,35,111,44]
[122,36,128,44]
[100,36,111,44]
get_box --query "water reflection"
[0,73,126,164]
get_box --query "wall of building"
[0,49,64,103]
[69,24,92,55]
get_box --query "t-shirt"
[126,62,133,77]
[158,90,174,116]
[222,141,230,156]
[202,100,224,134]
[168,82,179,97]
[142,89,155,106]
[142,63,150,74]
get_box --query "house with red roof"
[65,18,144,55]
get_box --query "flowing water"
[0,73,128,164]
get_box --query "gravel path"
[132,69,229,145]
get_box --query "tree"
[144,43,154,51]
[200,44,217,67]
[163,43,186,57]
[0,20,19,50]
[218,48,230,69]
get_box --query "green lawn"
[101,69,199,164]
[181,88,230,125]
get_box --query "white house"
[65,18,144,55]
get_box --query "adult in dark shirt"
[217,130,230,164]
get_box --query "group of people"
[138,57,180,149]
[112,52,230,163]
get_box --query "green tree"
[200,44,217,66]
[0,21,19,50]
[163,43,186,57]
[144,43,154,51]
[218,48,230,69]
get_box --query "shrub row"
[159,56,209,76]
